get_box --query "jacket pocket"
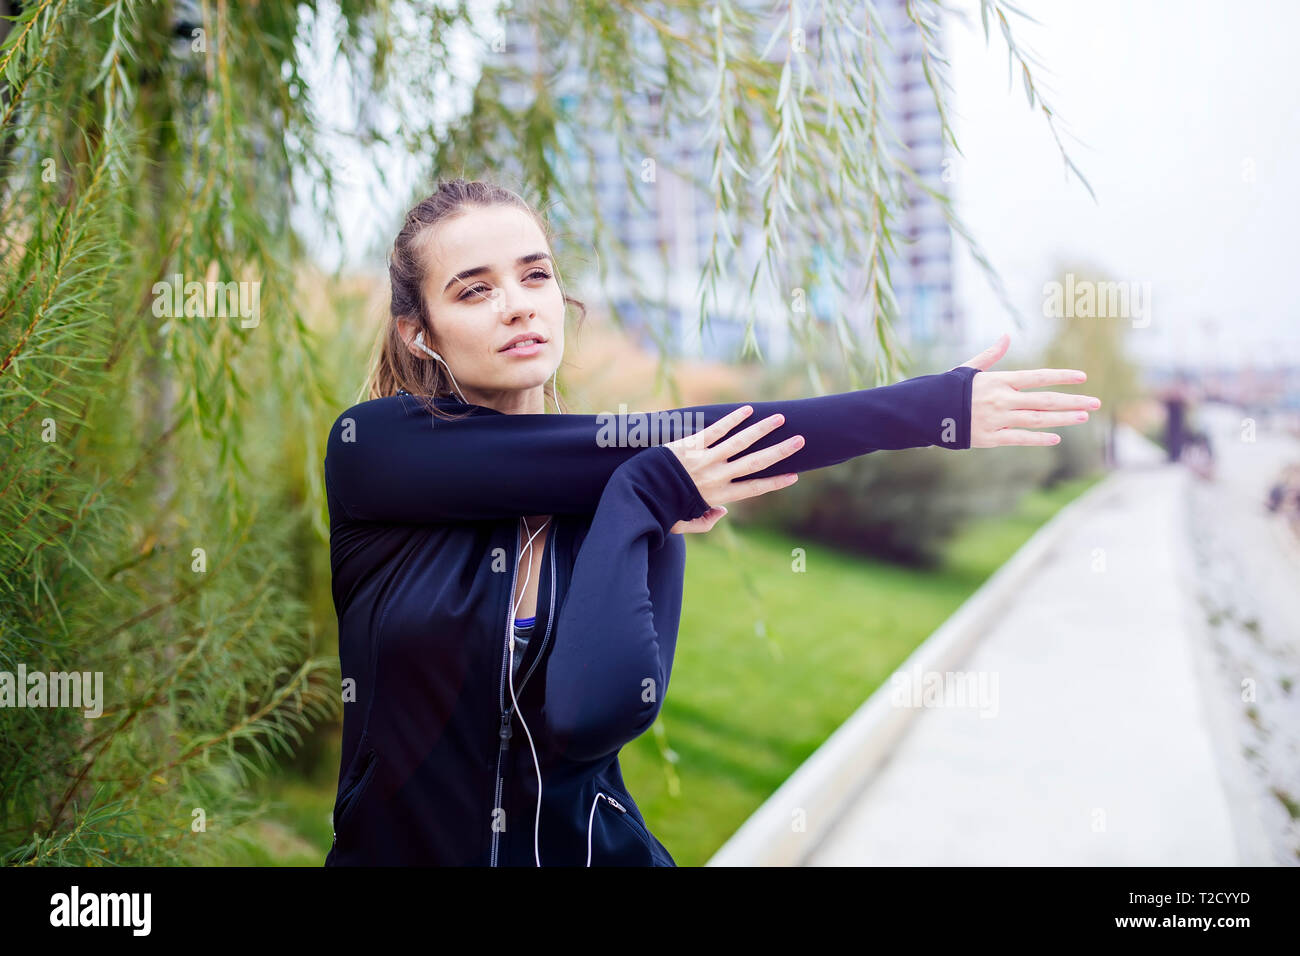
[600,794,652,846]
[333,747,379,835]
[589,791,653,865]
[593,787,675,866]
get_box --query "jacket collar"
[395,387,503,416]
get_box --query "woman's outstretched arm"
[324,365,979,524]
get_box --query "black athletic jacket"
[322,363,980,866]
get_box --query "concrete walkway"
[803,429,1243,865]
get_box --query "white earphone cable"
[509,515,549,867]
[586,793,610,867]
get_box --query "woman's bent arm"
[540,444,706,762]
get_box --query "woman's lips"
[501,341,544,357]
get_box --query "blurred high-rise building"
[492,0,958,363]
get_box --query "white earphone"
[411,330,470,405]
[411,329,561,415]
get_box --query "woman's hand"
[959,333,1102,448]
[664,405,804,534]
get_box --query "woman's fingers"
[999,409,1091,429]
[1000,368,1088,389]
[988,429,1062,447]
[711,471,800,505]
[664,404,807,510]
[1003,389,1101,411]
[669,506,728,535]
[721,432,806,481]
[970,367,1103,450]
[664,405,756,480]
[708,410,789,460]
[675,404,754,453]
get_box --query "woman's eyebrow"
[443,252,552,294]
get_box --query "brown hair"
[363,178,586,419]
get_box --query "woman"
[322,179,1100,867]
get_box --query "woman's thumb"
[960,332,1010,371]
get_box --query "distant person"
[1165,395,1186,462]
[1268,465,1300,516]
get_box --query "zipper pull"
[499,712,513,749]
[604,794,627,813]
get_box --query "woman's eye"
[458,271,549,301]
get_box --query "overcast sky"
[945,0,1300,369]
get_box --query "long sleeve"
[324,364,979,524]
[540,444,706,762]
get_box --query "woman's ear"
[396,317,425,359]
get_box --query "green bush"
[740,439,1055,568]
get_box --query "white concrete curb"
[705,466,1132,867]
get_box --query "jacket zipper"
[490,517,558,867]
[602,794,627,813]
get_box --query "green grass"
[245,472,1105,866]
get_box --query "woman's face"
[404,203,565,414]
